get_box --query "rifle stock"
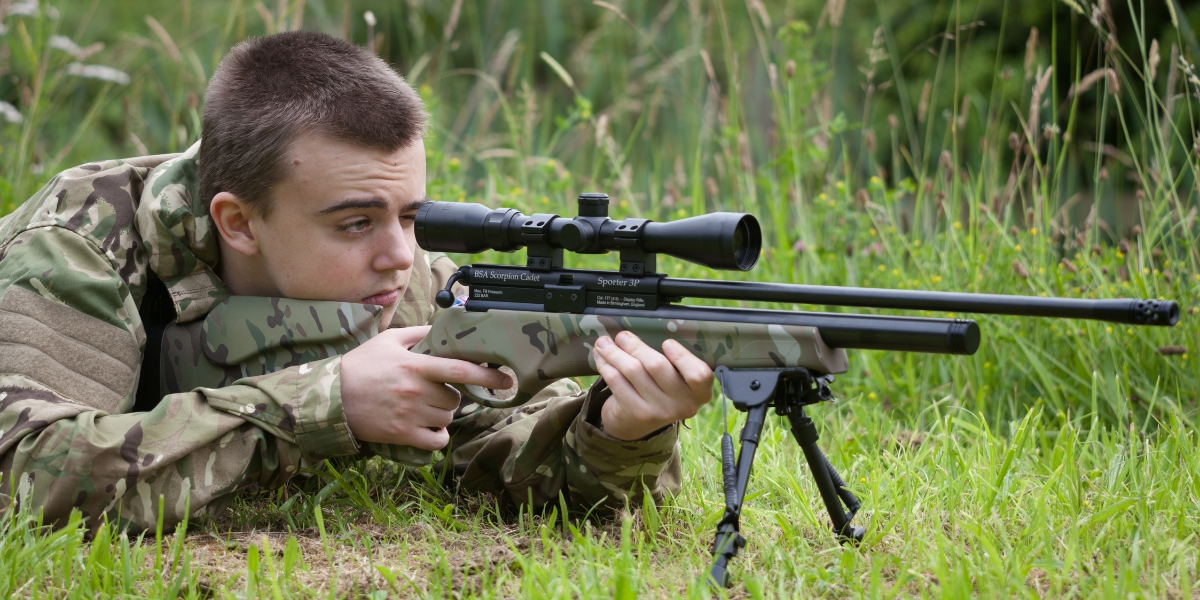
[411,306,853,408]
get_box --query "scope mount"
[516,194,660,275]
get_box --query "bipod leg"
[785,406,865,543]
[708,401,770,588]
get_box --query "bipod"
[707,366,865,588]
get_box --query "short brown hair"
[199,31,427,215]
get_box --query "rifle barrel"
[659,279,1179,326]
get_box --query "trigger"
[475,363,518,402]
[485,362,502,395]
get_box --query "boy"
[0,31,712,531]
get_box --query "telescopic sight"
[415,198,762,272]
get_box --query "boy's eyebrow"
[318,197,387,214]
[318,196,429,214]
[399,197,430,213]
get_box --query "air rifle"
[410,192,1179,587]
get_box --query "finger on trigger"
[423,356,512,389]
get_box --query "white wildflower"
[0,101,22,124]
[65,62,130,85]
[48,36,105,61]
[49,35,83,57]
[7,0,40,17]
[363,11,376,27]
[5,0,56,20]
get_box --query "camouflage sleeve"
[439,378,683,513]
[0,228,358,532]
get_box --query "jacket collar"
[134,141,229,323]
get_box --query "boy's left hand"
[592,331,714,441]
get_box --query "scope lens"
[731,215,760,271]
[641,212,760,271]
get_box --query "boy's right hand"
[339,325,513,450]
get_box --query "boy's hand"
[340,325,513,450]
[592,331,714,441]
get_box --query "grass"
[4,399,1198,597]
[1,0,1198,597]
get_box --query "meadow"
[1,0,1198,597]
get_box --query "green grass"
[4,399,1198,597]
[1,0,1198,597]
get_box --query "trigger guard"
[455,363,528,409]
[456,384,529,409]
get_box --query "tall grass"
[1,0,1194,424]
[1,0,1198,597]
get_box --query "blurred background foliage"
[2,0,1198,214]
[1,0,1197,426]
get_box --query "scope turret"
[415,193,761,272]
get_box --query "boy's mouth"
[362,288,401,306]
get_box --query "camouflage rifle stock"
[412,193,1180,587]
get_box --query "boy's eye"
[337,219,371,233]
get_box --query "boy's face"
[219,132,427,326]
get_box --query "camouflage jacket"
[0,143,681,532]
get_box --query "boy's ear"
[210,192,260,257]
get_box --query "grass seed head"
[1024,28,1038,78]
[1149,39,1160,84]
[918,80,931,123]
